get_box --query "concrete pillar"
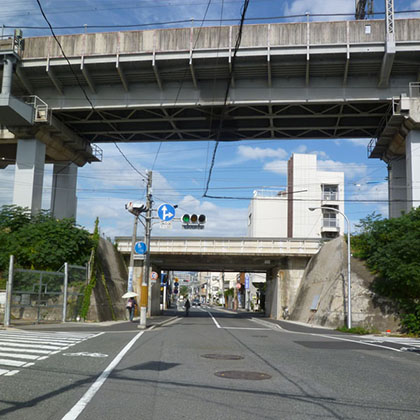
[50,162,78,219]
[265,268,282,320]
[388,158,407,218]
[12,138,46,215]
[406,130,420,212]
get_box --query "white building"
[248,153,345,239]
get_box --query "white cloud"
[317,159,367,180]
[263,159,288,175]
[285,0,354,19]
[237,145,288,160]
[336,138,371,147]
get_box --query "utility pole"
[139,170,153,329]
[127,211,139,293]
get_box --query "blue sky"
[0,0,419,238]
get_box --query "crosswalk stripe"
[0,352,40,360]
[0,337,77,346]
[0,346,51,354]
[0,341,63,350]
[0,359,27,367]
[0,331,102,377]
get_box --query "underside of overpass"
[1,11,420,218]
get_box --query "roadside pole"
[62,262,68,322]
[139,170,153,329]
[127,213,139,293]
[4,255,14,327]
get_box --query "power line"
[35,0,147,182]
[6,9,420,32]
[203,0,251,198]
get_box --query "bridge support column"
[50,162,78,219]
[265,257,309,320]
[388,158,407,218]
[265,268,282,320]
[12,138,45,215]
[406,129,420,211]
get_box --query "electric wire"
[203,0,249,198]
[35,0,147,183]
[4,9,420,32]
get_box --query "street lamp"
[309,206,352,329]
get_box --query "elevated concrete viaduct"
[1,4,420,218]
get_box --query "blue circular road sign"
[157,203,175,222]
[134,241,147,254]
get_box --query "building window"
[322,210,337,228]
[322,184,338,201]
[248,213,252,226]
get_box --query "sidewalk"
[1,307,180,332]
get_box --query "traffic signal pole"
[139,170,153,329]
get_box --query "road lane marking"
[315,334,403,352]
[0,352,41,360]
[63,352,108,358]
[207,311,221,328]
[251,318,284,331]
[0,359,27,367]
[0,331,103,378]
[61,331,146,420]
[0,346,51,354]
[222,327,270,330]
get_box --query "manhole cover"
[215,370,272,380]
[201,354,244,360]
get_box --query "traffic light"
[125,201,148,216]
[182,214,206,229]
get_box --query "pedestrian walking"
[184,298,191,316]
[126,297,137,321]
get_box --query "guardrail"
[115,237,323,256]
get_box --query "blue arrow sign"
[158,203,175,222]
[134,241,147,254]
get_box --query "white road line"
[0,359,27,367]
[0,337,76,346]
[222,327,270,330]
[61,331,145,420]
[0,352,40,360]
[0,341,62,350]
[207,311,221,328]
[0,331,104,379]
[251,318,283,331]
[0,334,82,343]
[315,334,403,352]
[0,346,51,354]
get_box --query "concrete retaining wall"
[290,237,400,332]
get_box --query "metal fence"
[2,256,87,326]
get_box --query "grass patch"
[336,326,374,335]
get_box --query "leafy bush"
[352,209,420,335]
[336,326,374,335]
[0,205,93,273]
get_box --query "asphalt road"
[1,307,420,420]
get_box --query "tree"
[180,285,189,298]
[0,205,93,273]
[352,209,420,334]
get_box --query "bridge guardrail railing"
[115,237,323,256]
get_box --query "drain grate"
[215,370,272,380]
[201,354,244,360]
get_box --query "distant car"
[192,299,201,307]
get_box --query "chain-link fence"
[1,256,88,326]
